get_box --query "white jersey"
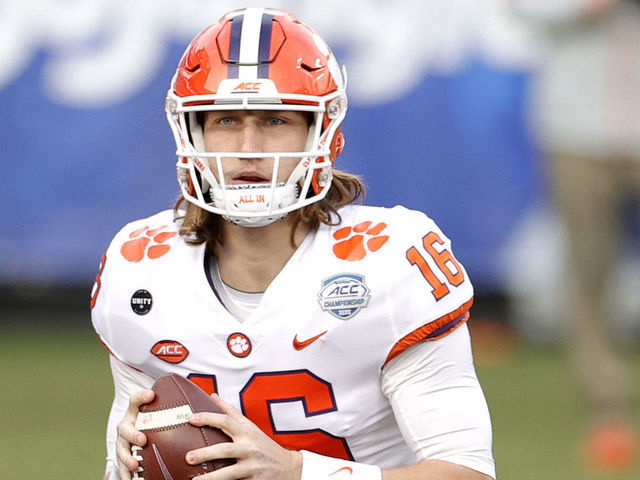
[92,204,492,476]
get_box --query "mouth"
[231,171,270,184]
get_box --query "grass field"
[1,312,638,479]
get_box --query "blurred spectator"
[512,0,639,471]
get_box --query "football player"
[91,7,496,480]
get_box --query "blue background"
[0,42,539,292]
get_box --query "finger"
[116,434,142,472]
[209,393,243,419]
[118,389,154,445]
[116,436,137,480]
[129,389,155,410]
[189,411,235,436]
[185,442,238,466]
[191,397,260,439]
[118,418,147,446]
[185,454,245,480]
[186,463,243,480]
[116,389,155,477]
[118,462,133,480]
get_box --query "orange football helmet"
[166,7,347,226]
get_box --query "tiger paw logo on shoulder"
[121,225,177,262]
[332,221,389,261]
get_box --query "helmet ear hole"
[334,133,345,158]
[328,130,345,162]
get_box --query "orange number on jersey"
[188,370,352,460]
[90,252,107,309]
[406,231,465,300]
[423,232,465,286]
[187,373,218,395]
[241,371,352,460]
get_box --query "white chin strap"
[211,183,299,227]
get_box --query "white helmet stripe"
[238,8,264,80]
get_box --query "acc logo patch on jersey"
[318,274,370,320]
[151,340,189,363]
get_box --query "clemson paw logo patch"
[227,333,252,358]
[121,225,177,262]
[332,221,389,261]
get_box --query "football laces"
[131,445,145,479]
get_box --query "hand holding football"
[132,373,235,479]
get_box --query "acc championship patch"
[318,274,370,320]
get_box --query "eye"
[266,117,285,126]
[205,114,236,128]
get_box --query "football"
[132,373,235,479]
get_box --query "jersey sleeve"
[91,246,119,361]
[382,206,474,367]
[381,324,495,478]
[90,209,179,364]
[90,223,131,363]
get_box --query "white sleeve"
[105,356,155,480]
[380,323,495,479]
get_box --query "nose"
[237,121,264,155]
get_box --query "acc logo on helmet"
[233,82,262,93]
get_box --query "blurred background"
[0,0,638,478]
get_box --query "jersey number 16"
[406,231,465,300]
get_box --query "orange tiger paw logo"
[332,221,389,261]
[120,225,177,262]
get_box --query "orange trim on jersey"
[96,334,115,356]
[382,297,474,369]
[95,334,144,373]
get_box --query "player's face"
[202,110,310,185]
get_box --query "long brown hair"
[174,169,366,255]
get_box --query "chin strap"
[210,183,299,227]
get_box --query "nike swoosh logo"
[152,443,176,480]
[330,466,353,477]
[293,331,328,350]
